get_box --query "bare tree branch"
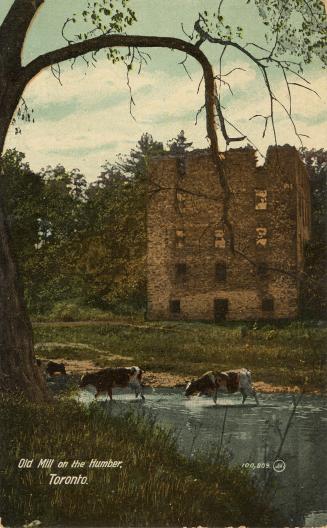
[197,74,204,94]
[234,248,298,281]
[220,67,246,77]
[61,17,74,45]
[215,96,246,144]
[249,114,270,138]
[180,22,194,42]
[289,82,320,98]
[179,53,193,80]
[223,116,265,157]
[195,104,206,125]
[193,13,319,153]
[124,59,136,121]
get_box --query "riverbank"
[0,396,276,527]
[33,319,327,394]
[36,357,324,395]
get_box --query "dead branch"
[179,53,193,80]
[193,14,318,150]
[215,96,246,144]
[220,66,246,77]
[288,82,320,98]
[124,60,136,121]
[249,114,270,138]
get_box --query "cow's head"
[184,380,197,397]
[59,363,67,375]
[129,366,144,381]
[79,372,94,388]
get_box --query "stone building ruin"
[147,146,310,321]
[147,146,311,321]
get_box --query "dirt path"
[38,357,324,394]
[35,341,133,362]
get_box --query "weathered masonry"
[147,146,311,321]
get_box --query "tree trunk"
[0,78,49,401]
[0,199,48,400]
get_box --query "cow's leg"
[241,390,247,404]
[213,389,218,404]
[130,382,139,398]
[137,381,145,400]
[252,388,259,406]
[108,388,113,401]
[135,382,145,400]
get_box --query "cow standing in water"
[80,366,144,401]
[185,368,259,405]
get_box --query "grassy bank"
[0,397,276,527]
[33,319,327,392]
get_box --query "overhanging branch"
[23,35,217,143]
[21,32,234,251]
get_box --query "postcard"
[0,1,326,527]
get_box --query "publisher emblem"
[273,459,286,473]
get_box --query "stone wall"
[147,146,311,321]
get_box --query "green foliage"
[2,134,164,315]
[251,0,327,66]
[45,301,122,322]
[1,151,89,312]
[27,165,88,312]
[48,301,84,322]
[0,149,44,297]
[197,8,243,42]
[76,133,164,308]
[1,149,41,247]
[3,140,326,320]
[300,148,327,318]
[33,320,327,390]
[199,0,326,68]
[0,397,275,526]
[64,0,137,65]
[167,129,193,154]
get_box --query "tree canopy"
[2,134,163,315]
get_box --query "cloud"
[218,69,326,154]
[4,60,208,177]
[4,57,326,180]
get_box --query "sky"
[1,0,326,180]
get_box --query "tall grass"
[0,396,277,527]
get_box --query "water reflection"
[79,388,327,527]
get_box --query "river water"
[78,387,327,527]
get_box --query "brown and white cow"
[80,366,144,400]
[185,368,259,405]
